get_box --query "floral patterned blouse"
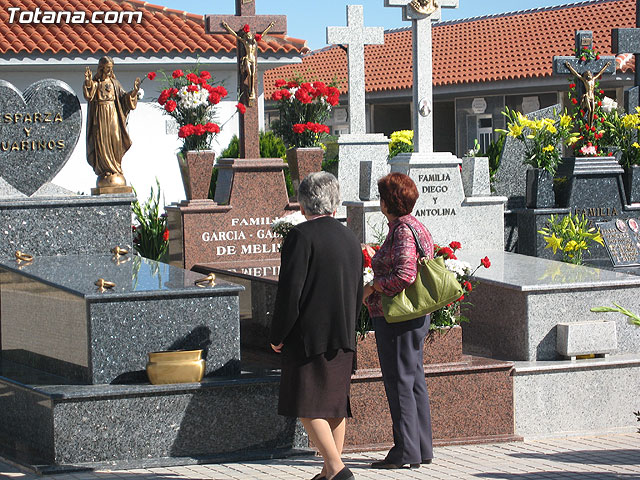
[365,214,434,318]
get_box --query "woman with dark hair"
[363,172,435,469]
[270,172,363,480]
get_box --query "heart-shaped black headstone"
[0,79,81,196]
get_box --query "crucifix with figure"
[206,0,287,159]
[384,0,458,154]
[553,30,615,129]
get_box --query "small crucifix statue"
[206,1,287,159]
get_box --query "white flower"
[177,86,208,110]
[444,258,471,278]
[363,266,374,286]
[271,211,307,237]
[601,96,618,114]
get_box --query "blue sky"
[157,0,571,50]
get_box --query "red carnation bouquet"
[270,75,341,148]
[146,67,228,153]
[430,241,491,329]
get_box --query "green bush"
[209,131,292,199]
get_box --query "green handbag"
[382,223,464,323]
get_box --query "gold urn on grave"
[146,349,205,385]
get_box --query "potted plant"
[604,108,640,204]
[270,75,340,193]
[146,67,235,201]
[498,107,578,208]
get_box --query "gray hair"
[298,172,340,215]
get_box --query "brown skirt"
[278,348,354,419]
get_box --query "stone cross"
[326,5,384,135]
[553,30,616,101]
[384,0,458,154]
[612,0,640,113]
[206,0,287,159]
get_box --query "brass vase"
[146,349,205,385]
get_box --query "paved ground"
[1,433,638,479]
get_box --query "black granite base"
[0,359,308,472]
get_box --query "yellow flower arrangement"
[538,213,604,265]
[498,107,579,174]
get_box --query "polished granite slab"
[459,250,640,291]
[460,251,640,361]
[0,254,242,299]
[0,255,244,383]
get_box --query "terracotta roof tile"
[265,0,635,96]
[0,0,308,56]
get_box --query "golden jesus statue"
[221,20,275,105]
[565,60,612,130]
[84,56,140,190]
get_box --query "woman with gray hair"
[270,172,363,480]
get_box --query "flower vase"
[525,168,555,209]
[623,166,640,205]
[286,147,324,194]
[177,151,215,201]
[146,349,205,385]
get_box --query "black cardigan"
[269,216,363,358]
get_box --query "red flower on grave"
[599,89,605,94]
[236,102,247,114]
[292,124,306,134]
[208,92,221,104]
[275,79,287,88]
[243,24,250,33]
[187,84,198,93]
[437,247,456,260]
[255,34,262,42]
[569,83,576,89]
[598,101,602,107]
[199,70,211,81]
[362,247,372,268]
[172,69,184,78]
[572,98,579,105]
[158,89,170,105]
[271,90,283,101]
[163,228,169,242]
[204,122,220,133]
[449,241,462,250]
[457,295,465,302]
[596,54,601,60]
[481,256,491,268]
[463,281,473,292]
[164,100,177,113]
[580,56,586,61]
[147,71,156,81]
[186,73,199,84]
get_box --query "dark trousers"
[373,315,433,464]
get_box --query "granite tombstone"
[0,79,81,196]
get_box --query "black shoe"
[331,466,354,480]
[422,458,433,464]
[370,459,420,469]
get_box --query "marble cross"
[206,0,287,159]
[326,5,384,135]
[384,0,458,154]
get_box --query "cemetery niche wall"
[0,78,306,472]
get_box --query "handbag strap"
[391,221,427,259]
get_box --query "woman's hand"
[362,243,377,258]
[362,284,374,303]
[271,343,283,353]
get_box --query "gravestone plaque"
[597,218,640,267]
[0,79,82,196]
